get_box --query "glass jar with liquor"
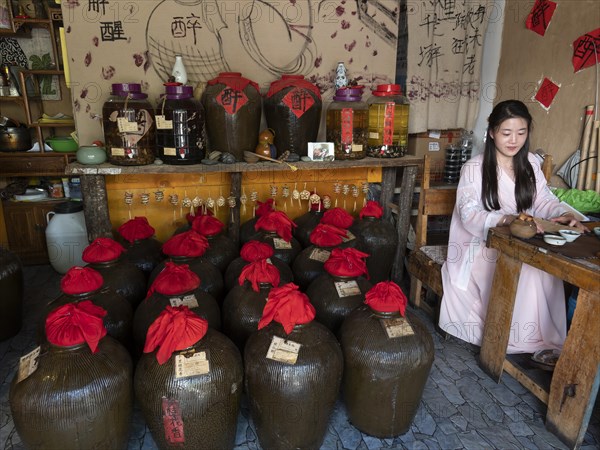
[326,87,368,160]
[155,84,206,165]
[102,83,156,166]
[366,84,409,158]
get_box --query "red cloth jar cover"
[359,201,384,219]
[162,230,209,258]
[240,241,275,262]
[364,281,407,315]
[266,75,321,99]
[45,300,108,353]
[258,283,316,334]
[255,211,297,242]
[146,262,200,298]
[82,237,126,263]
[191,215,225,237]
[117,216,156,243]
[324,248,370,278]
[60,266,104,295]
[207,72,260,94]
[256,198,275,217]
[186,208,214,224]
[309,223,348,247]
[143,305,208,365]
[238,259,281,292]
[321,207,354,229]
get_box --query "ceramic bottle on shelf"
[171,55,188,84]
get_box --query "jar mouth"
[368,307,402,319]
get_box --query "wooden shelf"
[23,69,64,76]
[29,121,75,128]
[0,96,25,103]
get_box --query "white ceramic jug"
[46,202,89,274]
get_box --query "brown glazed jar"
[293,209,324,248]
[202,232,239,273]
[291,245,335,291]
[0,246,23,341]
[350,216,398,283]
[244,321,343,449]
[87,258,147,309]
[253,230,302,266]
[264,74,322,157]
[224,255,293,292]
[306,274,372,334]
[201,72,261,161]
[339,306,434,437]
[120,237,164,280]
[135,328,243,449]
[10,338,133,449]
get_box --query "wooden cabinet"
[2,199,60,264]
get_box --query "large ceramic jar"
[156,84,206,164]
[102,82,156,166]
[264,74,322,157]
[350,201,398,283]
[326,87,368,160]
[10,302,132,450]
[201,72,261,161]
[366,84,409,158]
[190,214,238,272]
[292,208,324,248]
[245,284,343,450]
[82,237,147,308]
[339,282,434,437]
[239,198,275,245]
[135,306,243,450]
[0,246,23,341]
[305,248,372,334]
[117,217,164,280]
[253,211,301,265]
[134,262,221,354]
[222,260,280,352]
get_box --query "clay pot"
[252,231,301,266]
[224,255,293,292]
[239,217,260,245]
[87,258,147,309]
[10,337,133,449]
[135,329,243,449]
[291,245,334,291]
[509,219,537,239]
[202,232,239,273]
[350,216,398,283]
[339,306,434,437]
[293,210,324,248]
[244,321,343,449]
[121,237,164,280]
[0,246,23,341]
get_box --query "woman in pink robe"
[438,100,587,354]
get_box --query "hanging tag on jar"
[351,144,363,153]
[169,294,199,308]
[334,280,361,297]
[380,317,414,339]
[17,346,41,383]
[266,336,301,365]
[174,351,210,378]
[162,397,186,444]
[309,248,331,262]
[273,238,292,249]
[117,117,139,133]
[163,147,177,156]
[341,231,356,242]
[111,147,125,156]
[156,115,173,130]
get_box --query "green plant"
[29,53,56,96]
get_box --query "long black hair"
[482,100,536,212]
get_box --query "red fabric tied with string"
[365,281,407,316]
[256,198,275,217]
[206,72,260,94]
[82,237,125,263]
[143,305,209,365]
[118,216,155,243]
[162,230,209,258]
[359,201,384,219]
[309,223,348,247]
[255,211,297,242]
[258,283,315,334]
[61,266,104,295]
[238,259,280,292]
[146,262,200,299]
[191,214,225,237]
[186,208,214,224]
[321,207,354,229]
[45,301,108,353]
[324,248,370,278]
[240,241,274,262]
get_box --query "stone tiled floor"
[1,265,599,449]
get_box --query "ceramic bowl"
[543,234,566,246]
[46,137,78,153]
[558,229,581,242]
[594,227,600,238]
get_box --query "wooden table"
[66,156,422,284]
[479,226,600,449]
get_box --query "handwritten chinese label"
[383,102,395,146]
[334,280,361,298]
[380,317,414,339]
[309,248,331,262]
[273,238,292,249]
[525,0,557,37]
[341,108,354,149]
[534,77,559,110]
[171,14,202,45]
[169,294,199,309]
[175,351,209,378]
[17,346,41,383]
[100,21,127,42]
[266,336,301,365]
[217,87,248,115]
[282,88,315,118]
[572,28,600,73]
[162,397,185,445]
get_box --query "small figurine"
[335,62,348,90]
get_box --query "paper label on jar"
[162,397,185,444]
[351,144,363,153]
[369,131,380,139]
[341,231,356,242]
[266,336,301,365]
[169,294,199,308]
[164,147,177,156]
[273,238,292,249]
[335,280,361,298]
[341,108,354,145]
[380,317,414,339]
[283,87,315,118]
[117,117,139,133]
[156,115,173,129]
[174,351,210,378]
[111,147,125,156]
[309,248,331,262]
[17,346,41,383]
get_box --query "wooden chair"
[407,153,553,320]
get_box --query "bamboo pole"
[585,120,599,190]
[576,106,594,190]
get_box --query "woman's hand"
[550,214,588,233]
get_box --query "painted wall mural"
[61,0,401,144]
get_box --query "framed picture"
[0,0,15,32]
[308,142,334,161]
